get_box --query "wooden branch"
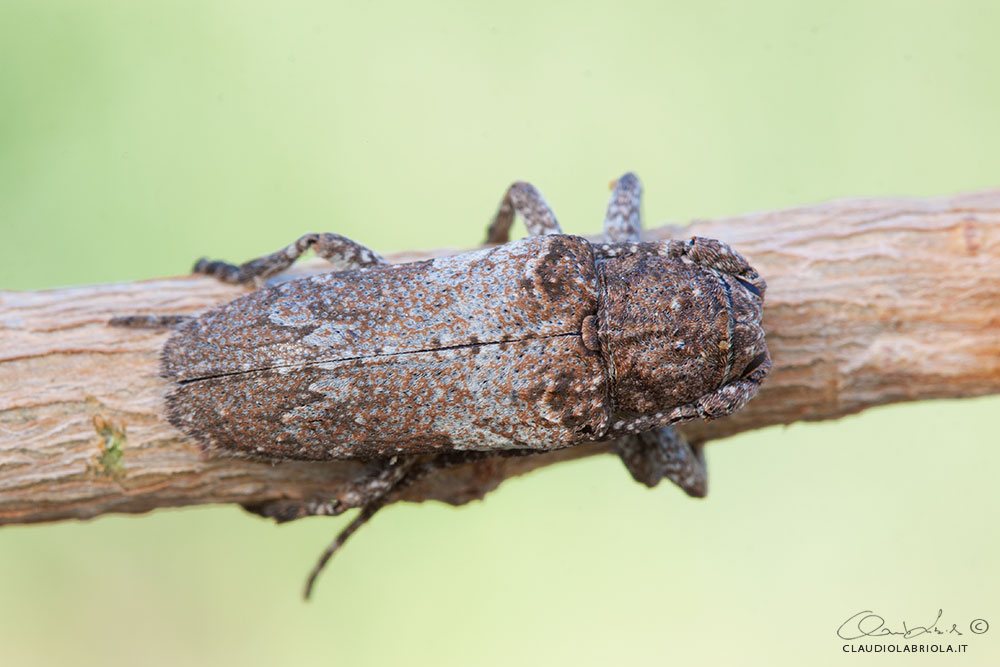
[2,190,998,525]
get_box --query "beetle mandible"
[143,173,771,597]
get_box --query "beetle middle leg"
[194,233,386,286]
[614,427,707,498]
[485,181,563,244]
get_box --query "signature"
[838,609,968,640]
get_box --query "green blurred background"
[2,1,998,665]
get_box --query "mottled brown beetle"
[119,173,770,598]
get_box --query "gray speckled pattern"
[167,336,607,459]
[164,235,597,380]
[164,235,609,458]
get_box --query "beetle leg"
[241,455,419,523]
[694,356,772,420]
[107,314,193,329]
[241,497,345,523]
[332,456,419,509]
[606,346,770,436]
[614,427,707,498]
[485,181,563,244]
[300,449,535,599]
[668,237,764,286]
[602,172,643,243]
[194,233,386,286]
[243,450,535,598]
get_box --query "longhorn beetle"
[115,173,771,598]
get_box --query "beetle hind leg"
[614,427,707,498]
[246,450,534,599]
[194,233,386,286]
[241,455,419,523]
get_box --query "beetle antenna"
[303,500,385,600]
[302,449,538,599]
[302,456,441,599]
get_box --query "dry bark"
[1,189,998,525]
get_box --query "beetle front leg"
[195,233,386,286]
[610,370,770,438]
[485,181,563,244]
[614,427,707,498]
[668,237,766,293]
[695,357,772,420]
[602,172,643,243]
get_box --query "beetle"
[131,173,770,597]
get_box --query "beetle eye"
[736,277,760,297]
[741,351,768,378]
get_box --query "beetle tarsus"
[108,314,192,329]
